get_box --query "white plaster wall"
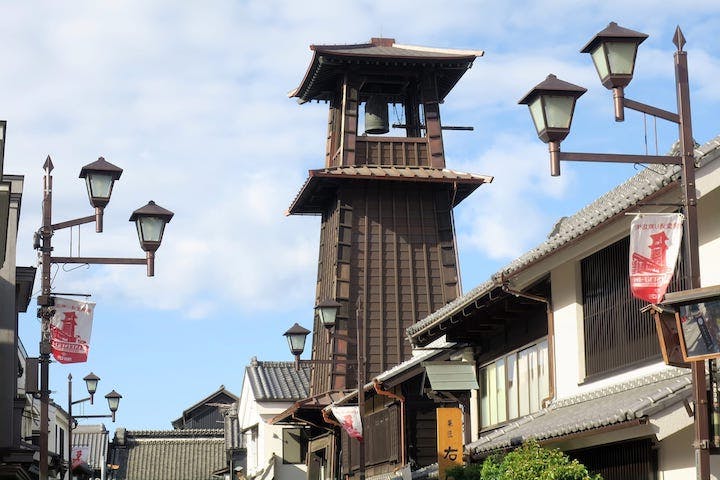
[257,405,308,480]
[699,187,720,287]
[658,426,697,480]
[550,261,583,399]
[237,373,307,480]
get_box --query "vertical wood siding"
[311,181,460,394]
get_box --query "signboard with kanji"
[437,407,463,480]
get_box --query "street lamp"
[78,157,123,232]
[67,373,121,480]
[518,74,587,176]
[36,156,172,480]
[520,23,708,479]
[283,299,366,480]
[283,323,311,368]
[130,201,176,277]
[580,22,648,121]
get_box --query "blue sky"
[7,1,720,430]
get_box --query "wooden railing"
[355,137,430,167]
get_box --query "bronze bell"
[364,96,389,134]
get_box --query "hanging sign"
[629,213,684,303]
[437,407,463,480]
[49,297,95,364]
[330,405,363,441]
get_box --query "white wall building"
[407,135,720,479]
[236,358,311,480]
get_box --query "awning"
[467,368,692,458]
[270,390,354,425]
[423,361,479,391]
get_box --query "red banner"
[629,214,684,303]
[50,298,95,364]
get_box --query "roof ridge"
[124,428,224,437]
[553,367,688,408]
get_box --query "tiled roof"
[72,424,108,472]
[407,135,720,342]
[290,38,482,103]
[109,428,225,480]
[288,166,492,215]
[311,41,483,60]
[246,357,311,401]
[467,368,692,457]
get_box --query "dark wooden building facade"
[282,37,491,480]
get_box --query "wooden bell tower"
[288,37,492,395]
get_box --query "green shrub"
[446,440,601,480]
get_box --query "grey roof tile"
[109,429,225,480]
[467,368,692,456]
[246,357,311,401]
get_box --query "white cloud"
[453,134,571,260]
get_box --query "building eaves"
[289,38,483,103]
[330,341,456,407]
[270,390,354,425]
[407,135,720,345]
[467,367,691,457]
[246,357,311,401]
[288,166,492,215]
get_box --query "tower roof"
[286,165,493,215]
[289,37,484,104]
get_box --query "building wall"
[657,427,695,480]
[311,182,461,395]
[538,154,720,476]
[0,175,22,448]
[237,376,307,480]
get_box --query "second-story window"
[581,236,686,377]
[479,339,549,429]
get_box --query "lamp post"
[36,156,173,480]
[520,23,708,479]
[67,373,121,480]
[283,299,365,480]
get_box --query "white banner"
[71,445,90,469]
[330,405,363,441]
[629,213,684,303]
[50,297,95,364]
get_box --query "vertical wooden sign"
[437,407,463,480]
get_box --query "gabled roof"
[109,428,225,480]
[288,166,492,215]
[171,385,238,428]
[467,368,692,457]
[407,135,720,345]
[245,357,311,401]
[289,37,484,104]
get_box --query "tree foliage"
[446,441,602,480]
